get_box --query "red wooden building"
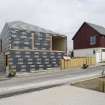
[72,22,105,63]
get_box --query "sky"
[0,0,105,50]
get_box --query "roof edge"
[72,22,86,40]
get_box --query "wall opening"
[52,36,66,51]
[5,55,8,66]
[0,39,2,53]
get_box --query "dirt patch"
[72,77,105,93]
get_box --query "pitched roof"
[7,21,65,36]
[86,22,105,35]
[72,22,105,40]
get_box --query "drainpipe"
[101,49,102,62]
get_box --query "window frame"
[90,36,96,45]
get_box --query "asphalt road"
[0,66,104,88]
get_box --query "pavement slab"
[0,85,105,105]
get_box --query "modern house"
[0,21,67,72]
[72,22,105,63]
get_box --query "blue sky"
[0,0,105,49]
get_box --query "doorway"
[5,55,8,66]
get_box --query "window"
[52,36,66,51]
[90,36,96,45]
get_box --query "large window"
[31,32,66,51]
[52,36,66,51]
[90,36,96,45]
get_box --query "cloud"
[0,0,105,49]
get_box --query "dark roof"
[72,22,105,40]
[7,21,65,36]
[86,22,105,35]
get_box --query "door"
[96,52,101,63]
[5,55,8,66]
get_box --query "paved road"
[0,66,104,88]
[0,65,105,98]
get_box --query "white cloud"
[0,0,105,49]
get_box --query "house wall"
[72,23,105,63]
[73,23,101,49]
[74,48,105,63]
[74,48,100,63]
[74,48,97,57]
[8,50,64,72]
[7,28,66,71]
[99,36,105,48]
[0,24,10,53]
[0,22,67,72]
[10,29,51,50]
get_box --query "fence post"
[60,59,64,70]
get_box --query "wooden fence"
[60,57,96,70]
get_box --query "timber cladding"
[60,57,96,70]
[0,21,67,72]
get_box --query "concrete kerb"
[0,82,65,99]
[15,69,61,78]
[0,68,96,80]
[0,68,60,80]
[0,76,8,81]
[15,67,85,79]
[70,74,102,85]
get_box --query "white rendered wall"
[74,48,102,63]
[74,48,97,57]
[102,52,105,61]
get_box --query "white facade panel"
[74,48,96,57]
[74,48,103,63]
[96,52,101,63]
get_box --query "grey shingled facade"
[0,21,67,72]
